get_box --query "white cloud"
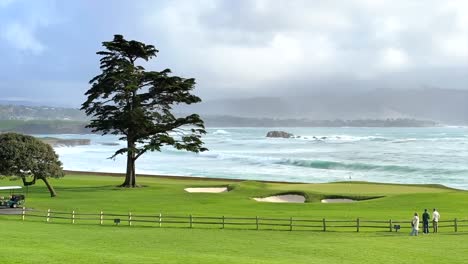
[136,0,468,97]
[379,47,410,71]
[3,23,45,54]
[435,35,468,61]
[0,0,60,55]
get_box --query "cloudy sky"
[0,0,467,106]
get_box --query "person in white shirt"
[432,209,440,233]
[411,213,420,236]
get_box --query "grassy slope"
[0,120,27,130]
[0,119,86,131]
[4,174,465,219]
[1,220,468,264]
[1,174,468,263]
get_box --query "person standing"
[432,208,440,233]
[411,212,419,236]
[422,209,430,234]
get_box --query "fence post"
[100,211,104,225]
[222,216,225,229]
[46,209,50,223]
[72,210,75,224]
[290,217,293,231]
[356,218,360,232]
[128,212,132,226]
[256,216,259,230]
[159,213,162,228]
[22,207,25,221]
[389,219,393,232]
[190,214,193,228]
[454,218,458,232]
[322,218,326,232]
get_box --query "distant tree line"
[0,105,87,121]
[0,117,438,134]
[202,116,438,127]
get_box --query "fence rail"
[11,207,466,233]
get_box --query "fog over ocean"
[46,127,468,189]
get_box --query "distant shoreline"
[0,118,444,135]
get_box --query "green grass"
[1,220,467,264]
[0,120,28,130]
[1,173,468,263]
[3,174,465,219]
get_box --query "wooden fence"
[15,208,468,233]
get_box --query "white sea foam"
[212,129,230,135]
[298,134,388,142]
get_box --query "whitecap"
[212,129,230,135]
[297,135,388,143]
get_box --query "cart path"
[0,207,24,215]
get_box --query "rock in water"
[266,131,294,138]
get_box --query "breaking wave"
[276,159,468,175]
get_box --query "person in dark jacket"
[422,209,430,234]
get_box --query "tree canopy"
[81,34,207,187]
[0,133,64,197]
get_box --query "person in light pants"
[432,209,440,233]
[411,213,419,236]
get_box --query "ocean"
[46,127,468,189]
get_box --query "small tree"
[0,133,64,197]
[81,35,207,187]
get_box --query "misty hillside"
[178,88,468,124]
[0,105,87,121]
[1,88,467,124]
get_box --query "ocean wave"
[212,129,230,135]
[391,138,418,143]
[198,152,278,165]
[297,135,389,142]
[392,137,468,143]
[275,158,468,175]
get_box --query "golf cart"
[0,186,25,208]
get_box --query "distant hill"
[0,105,87,121]
[202,116,436,127]
[177,88,468,124]
[2,87,467,129]
[0,118,437,134]
[0,120,91,134]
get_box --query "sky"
[0,0,467,107]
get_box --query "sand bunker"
[254,194,306,203]
[184,187,228,193]
[321,198,356,203]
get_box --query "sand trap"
[321,198,356,203]
[254,194,305,203]
[184,187,228,193]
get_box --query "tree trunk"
[21,176,36,186]
[120,140,137,187]
[40,177,57,197]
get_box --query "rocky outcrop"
[39,137,91,147]
[266,131,294,138]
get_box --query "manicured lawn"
[2,173,465,220]
[0,220,467,264]
[1,173,468,263]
